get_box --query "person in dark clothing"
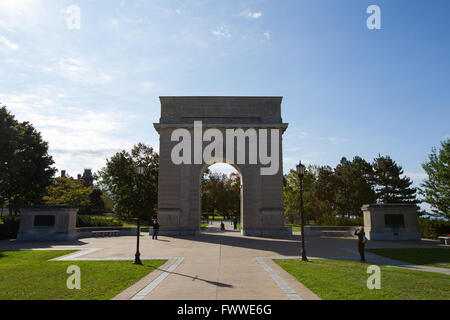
[152,219,160,240]
[220,221,225,231]
[354,227,367,262]
[233,218,238,231]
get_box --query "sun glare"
[0,0,40,15]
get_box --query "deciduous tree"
[420,139,450,219]
[96,143,159,222]
[0,106,56,215]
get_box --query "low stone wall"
[303,226,358,237]
[242,226,292,237]
[17,205,78,241]
[363,203,421,241]
[76,227,137,239]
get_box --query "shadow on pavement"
[155,267,233,288]
[168,231,444,262]
[0,239,88,250]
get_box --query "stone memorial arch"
[154,97,289,236]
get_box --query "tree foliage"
[42,176,105,215]
[283,167,316,224]
[372,155,417,203]
[96,143,159,222]
[335,156,376,217]
[283,155,416,224]
[0,106,56,214]
[201,170,241,219]
[420,139,450,219]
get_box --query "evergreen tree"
[335,156,376,217]
[372,155,417,203]
[420,139,450,219]
[314,165,338,219]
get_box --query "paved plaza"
[1,222,448,300]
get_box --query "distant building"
[81,169,94,187]
[59,168,94,187]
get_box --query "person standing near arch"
[233,217,238,231]
[152,218,160,240]
[354,227,367,262]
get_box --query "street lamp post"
[134,163,145,265]
[296,161,308,262]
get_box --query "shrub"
[0,217,20,240]
[418,217,450,239]
[314,215,363,226]
[76,215,122,228]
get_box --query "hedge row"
[76,215,123,228]
[313,215,364,226]
[418,217,450,239]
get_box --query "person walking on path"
[220,221,225,231]
[354,227,367,262]
[152,218,160,240]
[233,217,238,231]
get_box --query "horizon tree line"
[0,105,448,222]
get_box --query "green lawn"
[367,248,450,269]
[285,224,301,232]
[0,250,166,300]
[200,223,241,231]
[200,223,209,231]
[274,258,450,300]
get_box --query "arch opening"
[199,162,243,233]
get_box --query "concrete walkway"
[1,224,448,300]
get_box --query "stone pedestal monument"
[17,205,78,241]
[362,203,421,241]
[154,96,290,236]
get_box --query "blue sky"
[0,0,449,190]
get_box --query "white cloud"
[46,58,88,82]
[0,0,44,32]
[328,137,349,144]
[212,25,232,39]
[0,35,19,50]
[207,163,239,176]
[111,19,120,28]
[404,172,427,181]
[100,73,114,83]
[45,58,114,85]
[142,81,157,89]
[241,9,262,19]
[141,81,164,92]
[1,92,134,174]
[263,31,271,40]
